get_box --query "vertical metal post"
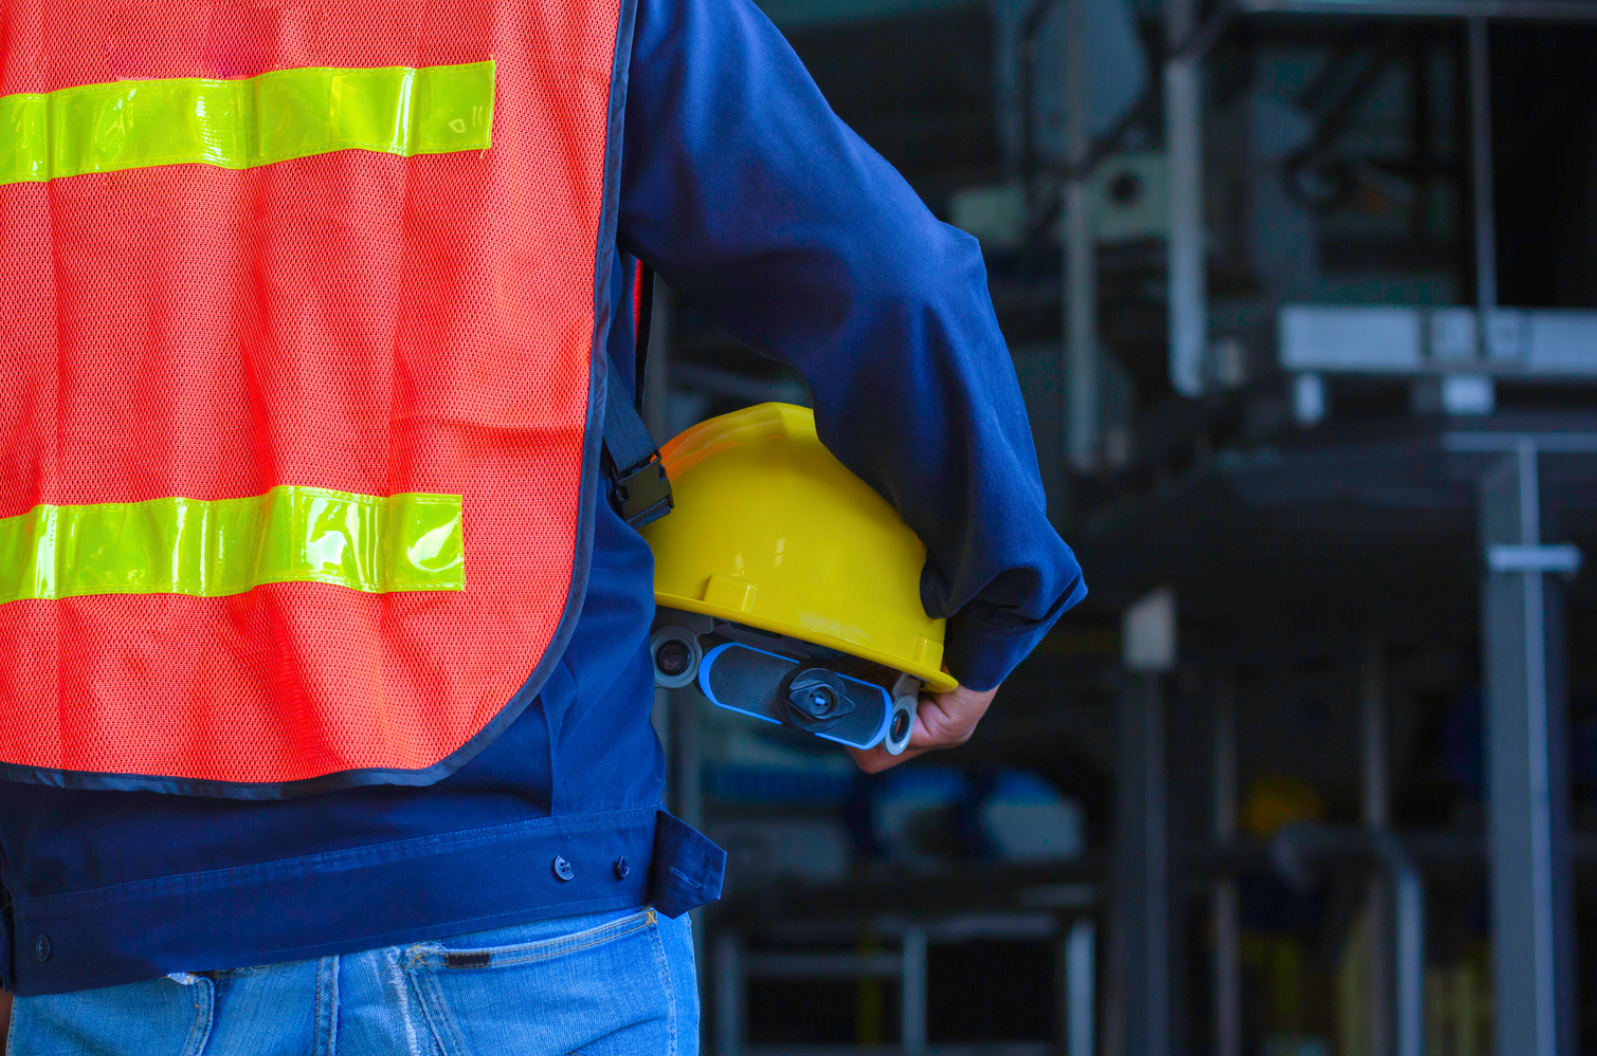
[1065,918,1097,1056]
[1165,0,1205,396]
[1063,0,1098,470]
[1480,442,1571,1056]
[1391,850,1425,1056]
[1361,638,1390,832]
[901,927,929,1055]
[992,0,1031,179]
[1212,676,1241,1056]
[1115,672,1170,1056]
[1362,638,1393,1056]
[1467,18,1497,313]
[715,929,744,1056]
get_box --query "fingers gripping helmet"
[640,403,957,756]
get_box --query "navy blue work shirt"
[0,0,1085,994]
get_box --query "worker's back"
[2,0,622,794]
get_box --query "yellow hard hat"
[642,402,958,693]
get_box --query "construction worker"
[0,0,1085,1050]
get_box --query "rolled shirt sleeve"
[617,0,1086,690]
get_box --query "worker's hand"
[847,683,999,774]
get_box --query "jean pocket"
[8,975,214,1056]
[413,908,657,972]
[405,909,688,1056]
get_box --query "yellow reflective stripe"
[0,486,465,604]
[0,61,494,186]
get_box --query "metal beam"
[1114,672,1170,1056]
[1270,825,1426,1056]
[1278,304,1597,378]
[1241,0,1597,20]
[1065,919,1097,1056]
[1467,17,1497,313]
[755,0,974,28]
[1165,0,1206,397]
[1171,0,1597,66]
[901,927,929,1055]
[1063,0,1099,469]
[1212,676,1241,1056]
[1446,432,1597,454]
[1388,835,1424,1056]
[716,930,745,1056]
[1361,639,1390,832]
[1479,442,1573,1056]
[1361,639,1393,1056]
[991,0,1039,178]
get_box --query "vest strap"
[602,265,673,529]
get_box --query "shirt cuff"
[941,575,1088,691]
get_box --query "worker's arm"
[617,0,1086,714]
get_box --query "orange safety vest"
[0,0,629,796]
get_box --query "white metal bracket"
[1486,543,1583,576]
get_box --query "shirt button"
[552,855,575,882]
[614,857,631,880]
[34,934,52,962]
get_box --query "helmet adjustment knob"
[782,668,856,732]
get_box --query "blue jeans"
[7,908,697,1056]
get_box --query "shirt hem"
[7,804,716,996]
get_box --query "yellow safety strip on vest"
[0,61,494,187]
[0,486,465,604]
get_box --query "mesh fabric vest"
[0,0,626,796]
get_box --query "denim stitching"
[314,959,323,1053]
[407,949,468,1056]
[179,976,214,1056]
[647,909,677,1056]
[329,958,340,1056]
[420,910,653,968]
[435,920,654,970]
[313,956,340,1056]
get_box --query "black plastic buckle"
[611,454,674,529]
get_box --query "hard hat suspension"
[651,609,919,755]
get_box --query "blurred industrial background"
[644,0,1597,1051]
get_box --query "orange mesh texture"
[0,0,621,787]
